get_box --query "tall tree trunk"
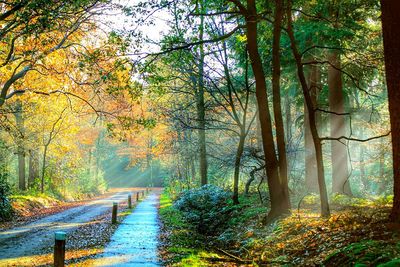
[28,149,39,188]
[328,51,352,195]
[197,0,207,186]
[285,92,292,146]
[41,145,48,193]
[305,62,320,192]
[272,0,290,205]
[359,145,368,192]
[380,0,400,222]
[285,91,292,180]
[14,99,25,191]
[246,0,290,221]
[255,103,263,151]
[378,138,386,195]
[233,128,246,204]
[286,1,330,217]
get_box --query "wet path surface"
[0,189,136,260]
[95,192,161,267]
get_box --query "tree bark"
[378,138,386,195]
[380,0,400,222]
[272,0,290,205]
[14,99,26,191]
[28,149,39,188]
[246,0,290,220]
[328,51,352,195]
[41,144,48,193]
[305,62,320,192]
[233,127,246,204]
[197,0,207,186]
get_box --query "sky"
[100,0,172,55]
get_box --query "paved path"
[0,189,137,261]
[95,192,161,267]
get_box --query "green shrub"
[174,185,232,235]
[303,193,319,205]
[0,170,14,221]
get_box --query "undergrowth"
[159,189,400,266]
[159,192,222,266]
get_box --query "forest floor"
[0,187,151,266]
[159,193,400,266]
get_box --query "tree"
[241,0,291,219]
[205,31,256,204]
[0,0,108,106]
[271,0,290,205]
[286,0,330,217]
[304,61,320,192]
[14,99,26,190]
[380,0,400,222]
[328,49,352,195]
[197,0,208,186]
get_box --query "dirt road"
[0,188,142,261]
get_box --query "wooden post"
[128,194,132,209]
[142,191,145,197]
[136,192,139,201]
[146,187,149,194]
[112,202,118,224]
[54,231,66,267]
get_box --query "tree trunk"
[378,138,386,195]
[286,1,330,217]
[285,92,292,146]
[28,149,39,188]
[41,145,48,193]
[380,0,400,222]
[328,51,352,195]
[233,128,246,204]
[359,145,368,192]
[246,0,290,221]
[271,0,290,205]
[305,62,320,192]
[14,99,26,191]
[197,0,207,186]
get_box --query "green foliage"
[374,195,394,206]
[303,193,320,205]
[325,240,400,266]
[76,170,107,196]
[174,185,232,235]
[0,168,13,221]
[379,259,400,267]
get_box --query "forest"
[0,0,400,266]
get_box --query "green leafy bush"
[174,185,232,235]
[0,170,14,221]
